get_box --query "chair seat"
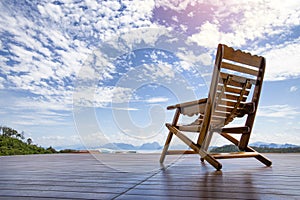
[166,119,201,132]
[177,124,201,132]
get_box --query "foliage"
[251,146,300,153]
[0,125,86,156]
[0,135,54,156]
[0,126,24,140]
[210,145,240,153]
[59,149,79,153]
[46,146,57,153]
[210,144,300,153]
[27,138,32,145]
[0,126,55,156]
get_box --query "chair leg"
[255,154,272,167]
[160,108,180,163]
[246,146,272,167]
[201,131,213,152]
[166,125,222,170]
[221,132,272,167]
[203,153,222,170]
[199,150,222,170]
[160,131,173,163]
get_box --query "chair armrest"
[167,98,207,110]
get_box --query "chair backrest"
[199,44,266,147]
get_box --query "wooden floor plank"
[1,153,300,199]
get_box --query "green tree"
[0,125,58,156]
[46,146,57,153]
[27,138,32,145]
[0,126,22,139]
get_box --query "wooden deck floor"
[1,153,300,199]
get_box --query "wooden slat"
[218,100,245,107]
[225,86,250,96]
[221,62,259,76]
[212,114,227,119]
[222,45,263,67]
[218,83,252,92]
[220,72,257,85]
[212,152,260,159]
[4,154,300,199]
[221,126,250,134]
[166,150,196,155]
[222,94,247,102]
[180,104,206,116]
[213,110,229,117]
[215,105,245,113]
[218,79,243,88]
[167,98,207,110]
[177,125,201,132]
[224,80,249,125]
[217,87,250,96]
[215,106,233,113]
[229,79,252,89]
[214,108,231,114]
[210,120,224,126]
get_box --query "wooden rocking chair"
[160,44,272,170]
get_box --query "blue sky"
[0,0,300,149]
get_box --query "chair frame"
[160,44,272,170]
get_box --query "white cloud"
[184,0,300,80]
[73,86,135,108]
[142,62,175,80]
[110,107,139,111]
[262,41,300,81]
[155,0,194,11]
[188,22,221,48]
[0,77,4,89]
[12,96,73,114]
[176,49,213,68]
[77,131,110,147]
[257,105,300,118]
[290,86,298,92]
[0,1,161,131]
[35,135,81,148]
[1,0,300,148]
[145,97,169,103]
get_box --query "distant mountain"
[139,142,161,150]
[54,144,87,151]
[250,142,300,148]
[102,143,138,150]
[55,141,300,152]
[54,142,163,151]
[100,142,162,150]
